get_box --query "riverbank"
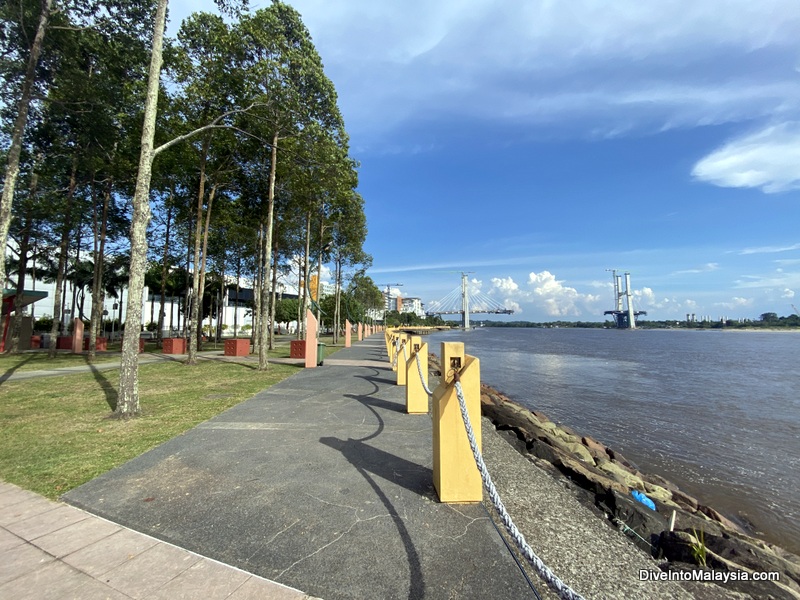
[477,379,800,599]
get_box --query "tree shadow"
[89,364,118,411]
[0,354,35,383]
[320,436,428,600]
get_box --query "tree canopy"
[1,0,370,416]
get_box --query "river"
[424,327,800,555]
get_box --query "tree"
[237,3,344,371]
[116,0,249,418]
[0,0,53,297]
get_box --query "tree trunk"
[187,140,210,365]
[195,183,217,357]
[296,255,302,339]
[0,0,52,296]
[48,159,77,358]
[158,201,173,345]
[301,212,312,340]
[8,212,30,354]
[88,176,110,362]
[257,134,279,371]
[8,159,41,354]
[333,255,342,345]
[116,0,168,418]
[268,236,279,350]
[252,222,263,347]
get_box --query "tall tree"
[116,0,248,417]
[0,0,53,295]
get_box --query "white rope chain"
[414,351,433,395]
[391,338,405,368]
[453,380,586,600]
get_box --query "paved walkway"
[0,481,313,599]
[2,335,690,599]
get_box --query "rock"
[706,531,800,593]
[565,441,596,465]
[641,472,680,493]
[697,504,746,534]
[582,435,611,460]
[597,458,645,489]
[671,488,700,513]
[606,447,639,472]
[600,490,668,553]
[551,427,579,444]
[661,530,800,600]
[643,481,674,504]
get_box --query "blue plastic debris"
[631,490,657,511]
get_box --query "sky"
[172,0,800,322]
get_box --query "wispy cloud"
[671,262,720,275]
[739,243,800,255]
[692,122,800,193]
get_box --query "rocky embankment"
[477,382,800,599]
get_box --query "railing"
[384,329,586,600]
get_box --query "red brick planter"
[290,339,305,358]
[83,337,108,351]
[30,335,41,349]
[224,338,251,356]
[163,338,186,354]
[56,336,72,350]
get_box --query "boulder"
[597,458,645,489]
[671,488,700,513]
[582,435,611,461]
[643,481,675,505]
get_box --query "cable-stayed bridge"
[426,273,513,329]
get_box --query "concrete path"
[0,481,313,599]
[61,336,538,599]
[4,335,692,599]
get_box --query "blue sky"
[173,0,800,322]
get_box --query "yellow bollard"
[432,342,482,503]
[405,338,428,414]
[396,334,410,385]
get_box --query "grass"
[0,343,344,500]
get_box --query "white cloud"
[170,1,800,146]
[672,262,720,275]
[782,289,795,298]
[490,277,519,294]
[715,297,754,310]
[692,122,800,193]
[739,242,800,255]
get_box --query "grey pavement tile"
[0,526,25,553]
[0,495,58,526]
[64,577,134,600]
[147,557,249,600]
[0,557,87,600]
[101,541,200,599]
[0,483,40,508]
[226,576,310,600]
[33,514,122,558]
[63,527,159,577]
[5,504,89,540]
[0,541,53,586]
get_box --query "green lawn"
[0,351,329,500]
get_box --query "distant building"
[401,297,425,318]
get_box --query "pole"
[625,272,636,329]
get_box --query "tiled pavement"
[0,481,314,600]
